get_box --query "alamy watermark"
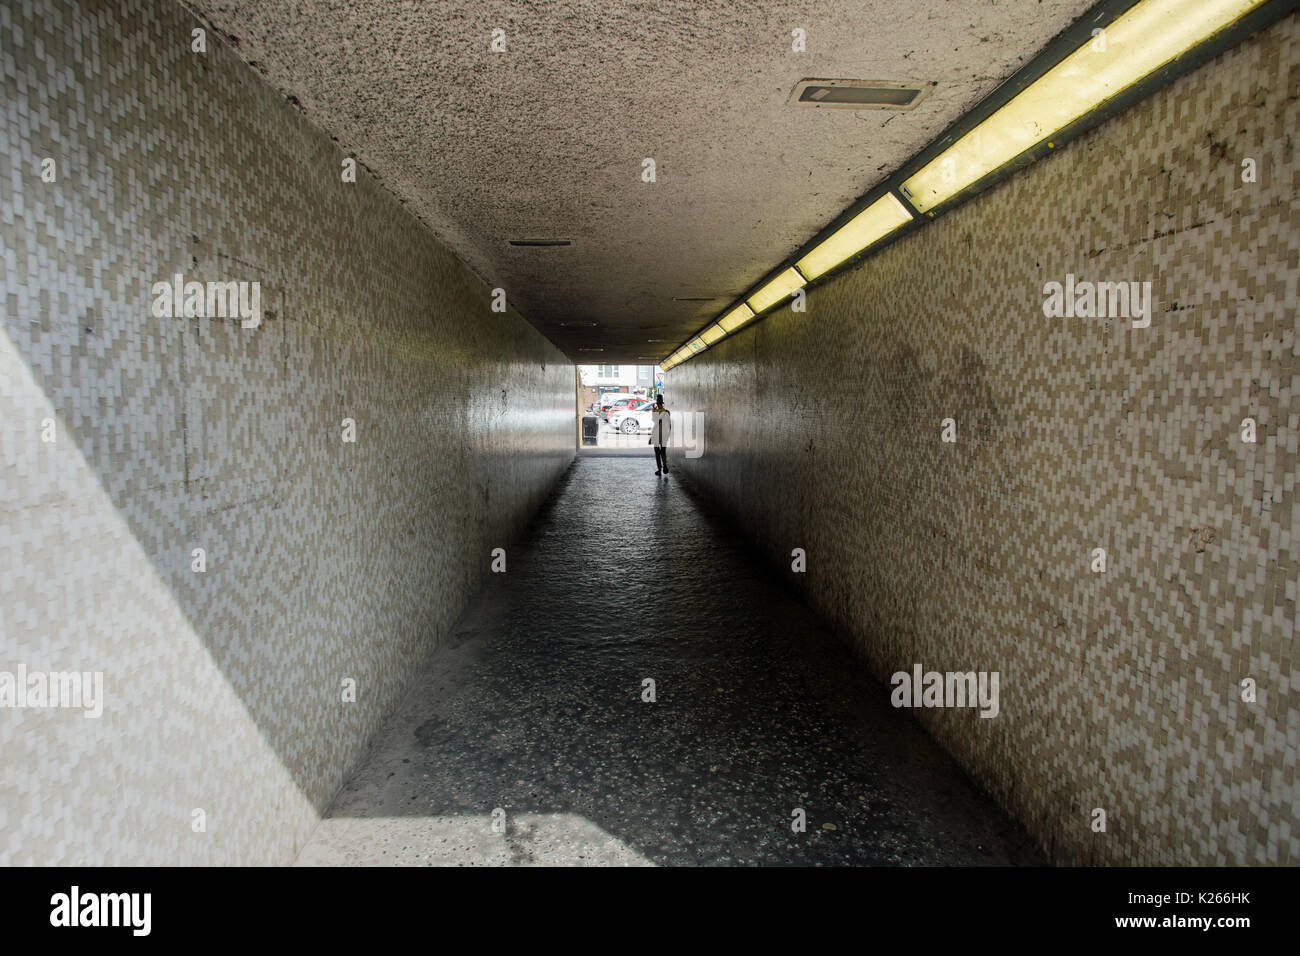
[151,273,262,328]
[677,410,705,459]
[0,665,103,718]
[1042,273,1152,328]
[890,664,999,718]
[50,886,150,935]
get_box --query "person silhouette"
[649,394,670,477]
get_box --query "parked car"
[602,396,652,422]
[598,393,635,418]
[609,405,654,434]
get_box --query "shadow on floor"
[298,458,1045,866]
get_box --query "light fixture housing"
[664,0,1293,371]
[718,303,756,333]
[746,268,807,315]
[901,0,1272,213]
[796,193,914,280]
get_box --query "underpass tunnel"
[2,0,1297,869]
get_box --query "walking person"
[650,394,670,477]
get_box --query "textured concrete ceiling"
[183,0,1096,362]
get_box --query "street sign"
[656,380,663,388]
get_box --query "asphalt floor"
[296,457,1044,866]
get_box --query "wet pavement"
[296,458,1044,866]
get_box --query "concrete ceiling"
[184,0,1096,362]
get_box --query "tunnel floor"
[296,458,1044,866]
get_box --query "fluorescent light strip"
[796,193,914,279]
[671,0,1265,368]
[717,303,756,333]
[901,0,1265,212]
[746,267,806,314]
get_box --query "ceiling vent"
[789,79,933,110]
[507,238,573,247]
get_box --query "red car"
[602,397,652,421]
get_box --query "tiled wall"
[667,14,1300,865]
[1,0,574,864]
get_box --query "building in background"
[578,364,661,410]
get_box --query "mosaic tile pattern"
[667,13,1300,865]
[1,0,573,864]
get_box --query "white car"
[609,405,654,434]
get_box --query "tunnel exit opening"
[576,362,663,455]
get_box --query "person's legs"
[654,445,667,475]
